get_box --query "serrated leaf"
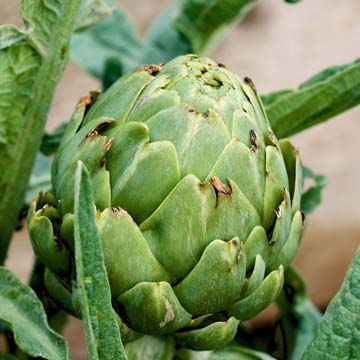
[0,25,26,49]
[265,58,360,138]
[74,161,127,360]
[301,166,328,214]
[0,0,82,264]
[0,267,68,360]
[302,247,360,359]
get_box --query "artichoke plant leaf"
[172,0,257,54]
[0,354,18,360]
[301,166,328,215]
[302,247,360,360]
[0,0,82,264]
[71,7,143,80]
[125,336,175,360]
[140,4,191,66]
[74,161,127,360]
[25,153,52,205]
[71,0,257,88]
[40,122,68,156]
[176,344,277,360]
[264,58,360,138]
[0,267,69,360]
[273,267,321,360]
[75,0,115,32]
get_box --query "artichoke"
[29,55,304,350]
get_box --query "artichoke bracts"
[28,55,304,350]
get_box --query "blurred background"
[1,0,360,358]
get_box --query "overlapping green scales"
[29,55,304,350]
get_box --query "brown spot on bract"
[86,120,113,138]
[237,251,242,262]
[111,207,128,216]
[78,94,92,106]
[268,131,277,144]
[274,207,282,219]
[141,64,162,75]
[101,138,113,165]
[244,76,256,91]
[250,129,257,143]
[249,129,258,152]
[78,91,101,114]
[218,62,227,68]
[211,176,232,195]
[104,137,113,152]
[301,211,306,222]
[231,239,238,246]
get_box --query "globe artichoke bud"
[28,55,304,350]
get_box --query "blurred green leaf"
[71,8,143,80]
[0,267,68,360]
[301,166,328,214]
[0,354,18,360]
[173,0,256,54]
[0,0,82,264]
[274,268,321,360]
[71,0,256,89]
[139,4,191,65]
[24,123,67,216]
[102,56,125,91]
[25,153,52,205]
[74,161,127,360]
[261,89,293,107]
[302,247,360,359]
[265,58,360,138]
[176,345,277,359]
[40,122,68,156]
[76,0,114,32]
[125,336,175,360]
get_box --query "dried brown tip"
[104,137,113,152]
[249,129,258,152]
[111,207,128,216]
[78,94,92,106]
[78,90,101,106]
[211,176,232,195]
[86,120,114,138]
[273,207,282,219]
[140,64,162,75]
[244,76,256,89]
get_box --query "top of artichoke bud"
[53,55,289,222]
[31,54,303,349]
